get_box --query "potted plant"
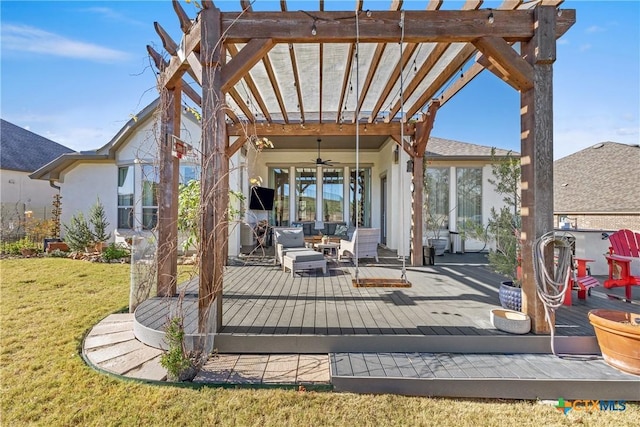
[425,211,449,256]
[466,149,522,310]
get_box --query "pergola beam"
[226,121,415,137]
[221,38,275,93]
[218,10,575,43]
[226,43,272,121]
[473,36,534,91]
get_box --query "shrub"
[63,199,112,252]
[63,212,93,252]
[0,238,41,255]
[102,243,130,262]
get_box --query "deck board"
[135,251,640,353]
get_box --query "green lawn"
[1,258,637,426]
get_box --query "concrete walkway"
[83,313,331,386]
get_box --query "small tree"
[89,198,111,243]
[63,212,93,251]
[63,198,111,252]
[466,149,521,283]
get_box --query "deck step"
[214,333,600,355]
[329,352,640,400]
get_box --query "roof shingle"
[1,119,74,172]
[554,142,640,213]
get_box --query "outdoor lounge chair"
[273,227,307,265]
[604,229,640,300]
[338,228,380,262]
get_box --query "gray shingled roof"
[426,137,517,158]
[1,119,74,172]
[554,142,640,213]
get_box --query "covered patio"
[149,0,578,337]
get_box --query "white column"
[316,166,323,222]
[343,166,351,225]
[449,166,457,233]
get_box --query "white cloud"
[586,25,605,33]
[578,43,592,52]
[81,7,145,27]
[616,127,639,136]
[1,24,131,63]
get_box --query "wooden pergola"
[149,0,575,335]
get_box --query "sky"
[1,0,639,159]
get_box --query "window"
[141,165,159,230]
[270,168,290,226]
[457,167,482,228]
[350,168,371,227]
[179,164,200,185]
[322,168,344,221]
[295,168,316,221]
[425,168,450,229]
[117,166,134,229]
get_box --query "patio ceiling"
[151,0,570,147]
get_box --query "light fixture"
[488,11,494,24]
[366,10,372,18]
[311,22,317,36]
[393,146,399,163]
[557,8,563,17]
[410,182,415,193]
[406,159,414,173]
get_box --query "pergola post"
[156,85,181,297]
[520,6,557,334]
[198,3,227,334]
[411,100,439,266]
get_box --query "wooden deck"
[330,352,640,400]
[133,251,640,354]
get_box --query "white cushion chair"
[273,227,307,265]
[338,228,380,262]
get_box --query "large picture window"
[295,167,316,221]
[425,168,450,229]
[271,168,290,226]
[350,168,370,227]
[323,168,344,222]
[457,167,482,228]
[117,166,134,229]
[141,165,159,230]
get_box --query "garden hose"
[533,231,574,356]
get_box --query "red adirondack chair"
[604,229,640,300]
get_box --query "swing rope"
[354,8,360,283]
[399,10,407,282]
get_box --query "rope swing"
[398,10,407,283]
[351,10,410,288]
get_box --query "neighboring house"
[554,142,640,232]
[0,119,74,240]
[31,99,515,258]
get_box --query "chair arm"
[605,254,634,264]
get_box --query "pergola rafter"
[150,0,575,336]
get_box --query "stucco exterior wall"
[59,163,117,241]
[1,169,59,219]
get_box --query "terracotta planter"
[588,309,640,375]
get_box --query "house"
[30,99,515,258]
[28,100,216,250]
[0,119,74,240]
[554,142,640,231]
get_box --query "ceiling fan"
[311,138,335,166]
